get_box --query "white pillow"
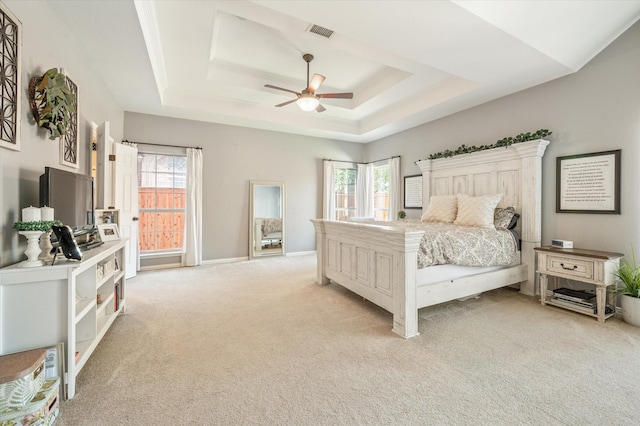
[454,193,503,228]
[421,195,458,223]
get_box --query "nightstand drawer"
[546,255,594,280]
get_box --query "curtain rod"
[122,139,203,150]
[323,155,400,165]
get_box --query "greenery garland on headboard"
[418,129,552,161]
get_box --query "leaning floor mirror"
[249,180,285,259]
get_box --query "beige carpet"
[57,255,640,425]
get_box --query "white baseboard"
[139,263,182,272]
[202,256,249,265]
[286,250,316,257]
[202,252,315,263]
[142,252,315,270]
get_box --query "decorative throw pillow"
[494,207,517,229]
[508,213,520,230]
[421,195,458,223]
[454,193,503,228]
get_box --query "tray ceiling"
[49,0,640,143]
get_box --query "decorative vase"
[18,231,45,267]
[621,294,640,327]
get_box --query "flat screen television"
[40,167,95,235]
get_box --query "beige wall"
[0,1,124,267]
[124,113,364,260]
[366,20,640,256]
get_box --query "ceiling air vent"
[308,24,334,39]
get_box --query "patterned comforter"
[389,220,519,269]
[258,218,282,238]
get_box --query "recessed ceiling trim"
[134,0,168,102]
[50,0,640,144]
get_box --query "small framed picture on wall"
[404,175,422,209]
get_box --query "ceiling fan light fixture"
[266,53,351,113]
[297,93,319,112]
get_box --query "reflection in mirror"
[249,180,285,259]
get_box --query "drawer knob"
[560,263,577,271]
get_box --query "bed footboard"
[311,219,424,338]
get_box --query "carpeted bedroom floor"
[57,254,640,425]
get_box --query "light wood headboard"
[416,139,550,295]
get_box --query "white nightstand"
[534,246,623,322]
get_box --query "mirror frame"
[249,180,285,259]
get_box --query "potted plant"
[397,210,406,220]
[28,68,75,140]
[614,249,640,326]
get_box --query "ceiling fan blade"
[275,98,298,108]
[308,74,325,92]
[317,92,353,99]
[265,84,301,96]
[316,104,326,113]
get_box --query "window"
[334,167,356,221]
[137,153,186,253]
[373,164,389,221]
[325,158,397,222]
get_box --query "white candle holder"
[39,230,54,261]
[18,231,45,267]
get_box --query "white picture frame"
[98,223,120,241]
[44,342,66,401]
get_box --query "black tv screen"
[40,167,94,233]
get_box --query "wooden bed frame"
[311,139,549,338]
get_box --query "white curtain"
[388,157,401,221]
[182,148,203,266]
[323,160,336,220]
[356,163,374,218]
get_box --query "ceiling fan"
[265,53,353,112]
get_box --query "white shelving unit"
[95,208,120,227]
[0,240,127,399]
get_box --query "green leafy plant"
[615,249,640,298]
[397,210,406,219]
[421,129,552,161]
[13,220,62,232]
[28,68,75,140]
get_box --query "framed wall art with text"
[556,149,620,214]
